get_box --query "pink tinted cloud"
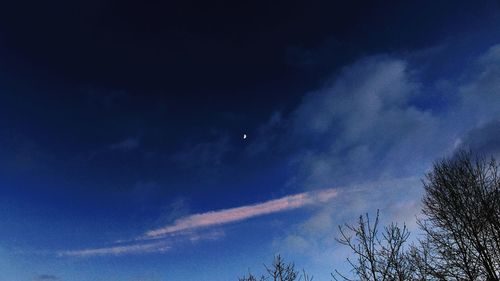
[143,188,338,239]
[59,188,338,257]
[59,241,170,257]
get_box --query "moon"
[243,134,247,139]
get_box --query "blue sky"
[1,1,500,280]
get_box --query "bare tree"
[333,210,413,281]
[265,255,299,281]
[416,151,500,281]
[239,273,266,281]
[239,255,313,281]
[241,152,500,281]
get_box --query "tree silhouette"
[239,255,312,281]
[239,151,500,281]
[332,210,413,281]
[415,151,500,281]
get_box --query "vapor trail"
[143,188,339,239]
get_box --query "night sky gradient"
[1,1,500,280]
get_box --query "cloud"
[249,45,500,191]
[447,44,500,159]
[457,119,500,158]
[59,43,500,261]
[458,44,500,127]
[109,137,140,151]
[268,44,500,270]
[187,229,225,242]
[288,55,444,188]
[59,241,171,257]
[60,188,338,257]
[142,188,339,239]
[274,177,423,261]
[34,274,59,280]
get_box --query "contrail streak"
[59,188,339,257]
[142,188,338,239]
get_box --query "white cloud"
[273,178,423,260]
[271,44,500,269]
[289,56,443,189]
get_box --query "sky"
[1,1,500,280]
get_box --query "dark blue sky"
[1,1,500,280]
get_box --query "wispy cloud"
[59,241,170,257]
[142,188,338,239]
[267,44,500,274]
[187,229,225,242]
[59,188,338,257]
